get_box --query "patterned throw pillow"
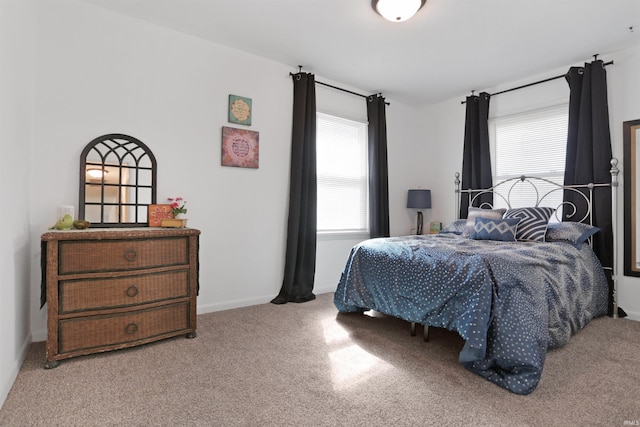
[503,207,555,242]
[440,219,466,234]
[469,217,521,241]
[462,207,507,237]
[545,221,600,248]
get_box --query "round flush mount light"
[87,168,108,178]
[372,0,426,22]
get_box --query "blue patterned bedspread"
[333,234,608,394]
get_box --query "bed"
[333,163,619,395]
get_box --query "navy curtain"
[271,72,317,304]
[460,92,492,218]
[367,94,390,238]
[563,60,624,317]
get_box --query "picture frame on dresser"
[148,204,173,227]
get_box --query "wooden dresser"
[41,227,200,368]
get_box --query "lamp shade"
[407,189,431,209]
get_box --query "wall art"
[221,126,259,169]
[228,94,252,126]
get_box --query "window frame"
[489,103,569,214]
[315,111,370,238]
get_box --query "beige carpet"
[1,292,639,426]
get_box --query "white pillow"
[462,207,507,237]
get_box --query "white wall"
[29,0,290,334]
[0,0,36,405]
[421,45,640,320]
[28,0,426,341]
[4,0,637,412]
[608,45,640,320]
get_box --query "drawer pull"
[125,286,139,298]
[125,323,138,334]
[124,249,138,262]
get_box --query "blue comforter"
[333,233,608,394]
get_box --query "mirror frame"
[79,134,157,228]
[623,119,640,276]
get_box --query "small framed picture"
[228,94,252,126]
[221,126,259,169]
[429,222,442,234]
[148,204,173,227]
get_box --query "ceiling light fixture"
[87,168,108,178]
[372,0,426,22]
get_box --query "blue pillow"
[504,207,555,242]
[440,219,466,234]
[469,216,521,241]
[546,221,600,248]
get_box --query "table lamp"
[407,189,431,235]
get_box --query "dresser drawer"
[59,270,189,314]
[58,303,189,354]
[58,237,188,274]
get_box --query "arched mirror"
[79,134,157,227]
[624,119,640,276]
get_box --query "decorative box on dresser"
[41,227,200,368]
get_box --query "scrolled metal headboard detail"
[454,158,620,318]
[455,159,618,224]
[456,175,602,224]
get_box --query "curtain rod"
[289,71,390,106]
[460,59,614,104]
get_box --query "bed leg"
[423,325,430,342]
[410,322,416,336]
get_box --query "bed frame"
[456,158,620,317]
[411,158,620,340]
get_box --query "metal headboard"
[454,158,620,318]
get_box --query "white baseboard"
[197,295,275,314]
[196,288,335,315]
[313,284,337,295]
[621,310,640,321]
[32,329,47,343]
[0,333,32,409]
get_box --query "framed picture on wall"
[228,94,252,126]
[221,126,259,169]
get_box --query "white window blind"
[316,113,369,233]
[491,104,568,213]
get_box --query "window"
[316,113,368,233]
[491,104,568,213]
